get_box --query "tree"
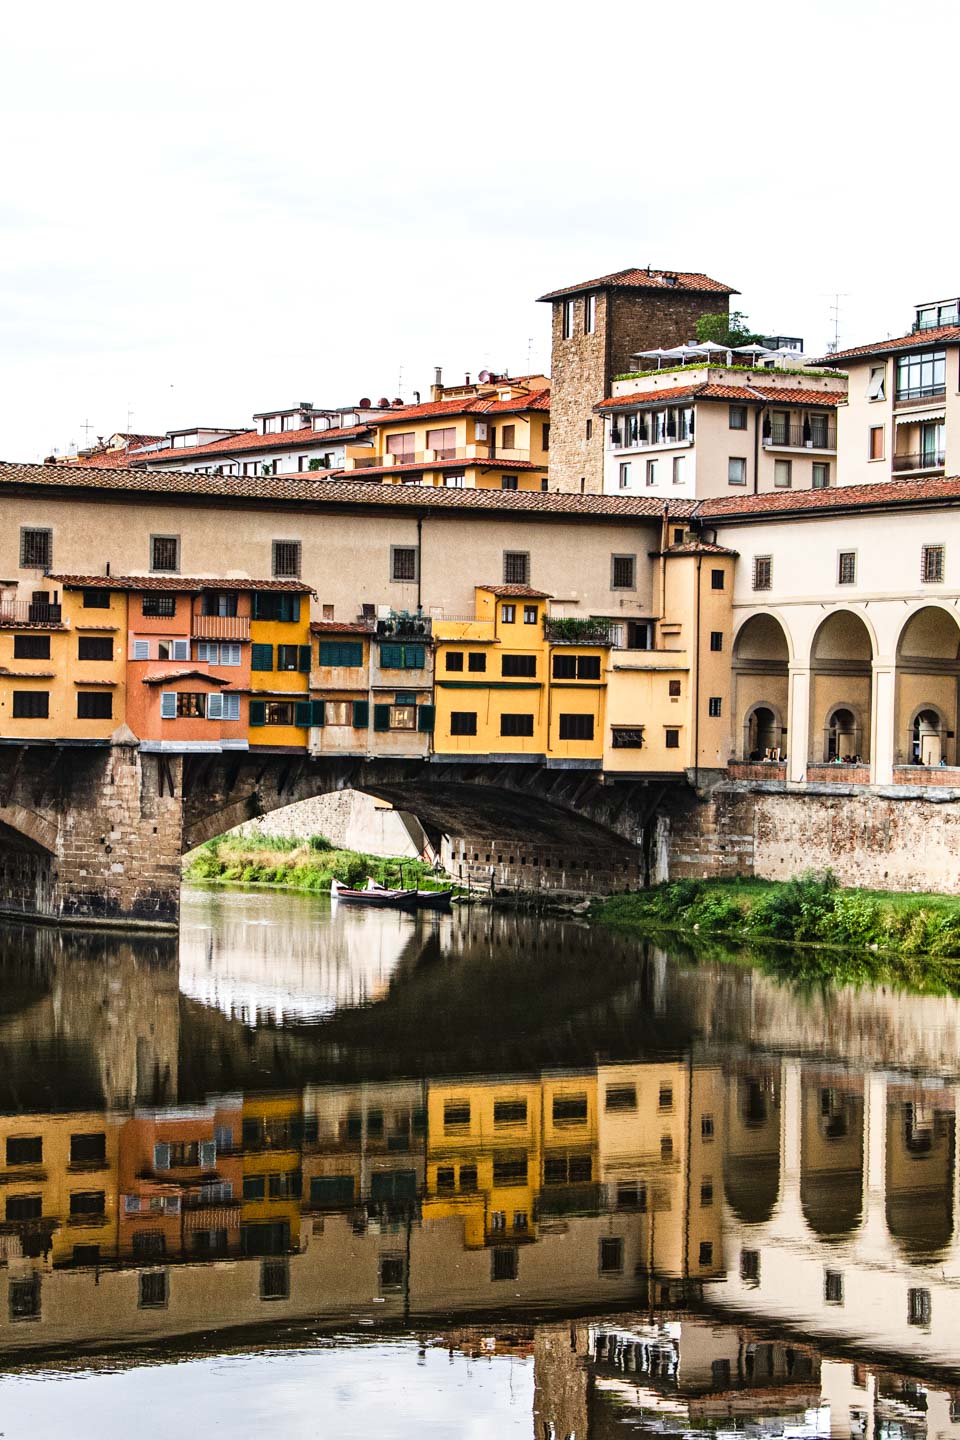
[695,311,763,347]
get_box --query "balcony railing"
[191,614,251,640]
[352,446,532,469]
[609,426,693,450]
[0,601,63,625]
[545,618,618,646]
[763,422,836,449]
[895,385,946,405]
[892,449,946,473]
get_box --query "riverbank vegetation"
[184,833,443,893]
[596,872,960,984]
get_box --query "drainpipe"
[658,503,669,623]
[416,515,423,612]
[693,552,703,789]
[753,406,762,494]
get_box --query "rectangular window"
[443,1101,470,1128]
[318,640,363,667]
[378,642,425,669]
[450,711,477,736]
[658,1084,673,1110]
[500,713,534,737]
[665,728,680,749]
[542,423,550,450]
[825,1270,844,1305]
[599,1237,624,1274]
[261,1258,290,1301]
[561,298,574,339]
[559,713,594,740]
[618,461,631,489]
[500,604,515,624]
[584,418,593,441]
[252,592,300,622]
[175,692,206,718]
[389,704,416,730]
[646,457,659,486]
[728,456,747,485]
[896,350,946,400]
[672,455,685,485]
[20,527,52,569]
[838,551,857,585]
[6,1194,42,1221]
[468,652,486,672]
[699,1241,714,1266]
[711,568,725,590]
[492,1246,518,1281]
[494,1100,528,1126]
[553,1094,587,1123]
[445,651,464,671]
[7,1136,42,1166]
[492,1155,528,1186]
[503,551,530,585]
[82,589,110,609]
[708,697,722,718]
[701,1180,714,1206]
[729,405,748,429]
[812,462,830,488]
[774,459,792,488]
[501,654,536,677]
[753,555,773,591]
[922,544,945,583]
[276,643,301,671]
[272,540,301,578]
[139,1271,168,1309]
[391,546,418,582]
[12,691,48,719]
[13,634,50,659]
[10,1274,40,1321]
[250,643,273,671]
[668,679,681,698]
[71,1133,106,1164]
[869,425,885,460]
[196,641,241,666]
[553,653,576,679]
[701,1113,715,1140]
[426,426,456,458]
[867,364,886,400]
[576,656,601,679]
[142,595,176,618]
[611,554,636,589]
[740,1249,760,1282]
[77,692,113,720]
[151,535,179,572]
[78,636,113,661]
[500,474,518,490]
[386,432,415,460]
[605,1085,637,1111]
[584,293,596,333]
[69,1190,105,1217]
[611,726,645,748]
[710,631,723,651]
[501,424,516,449]
[908,1288,932,1326]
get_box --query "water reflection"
[1,891,960,1436]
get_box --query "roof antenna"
[826,293,848,354]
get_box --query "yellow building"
[343,375,550,491]
[249,588,316,751]
[239,1092,304,1254]
[0,1111,121,1268]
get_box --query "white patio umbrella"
[634,347,673,369]
[692,339,734,365]
[732,343,772,358]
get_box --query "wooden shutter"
[251,643,273,671]
[380,644,401,668]
[160,692,176,720]
[417,704,435,732]
[199,1141,217,1169]
[206,692,224,720]
[405,645,425,669]
[172,639,189,661]
[311,699,325,726]
[295,700,313,727]
[352,699,369,728]
[297,645,312,672]
[249,700,266,726]
[373,703,391,732]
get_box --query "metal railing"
[609,425,693,449]
[764,421,836,449]
[545,619,618,645]
[895,385,946,404]
[0,601,63,625]
[352,446,532,468]
[892,450,946,473]
[191,615,251,640]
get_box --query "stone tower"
[538,267,738,493]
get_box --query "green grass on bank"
[596,872,960,986]
[184,833,445,894]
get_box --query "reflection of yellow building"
[0,1112,121,1267]
[240,1092,303,1253]
[301,1081,426,1211]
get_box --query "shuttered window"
[78,636,113,661]
[77,692,113,720]
[319,640,363,667]
[379,643,425,669]
[352,700,369,728]
[12,692,48,719]
[251,643,274,671]
[252,593,300,622]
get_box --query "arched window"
[912,708,943,765]
[826,708,859,762]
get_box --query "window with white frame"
[646,457,659,486]
[584,293,596,334]
[728,457,747,485]
[672,455,685,485]
[774,459,792,488]
[561,299,574,338]
[838,551,857,585]
[922,544,945,583]
[813,462,830,488]
[619,461,631,488]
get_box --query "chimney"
[465,373,471,386]
[431,366,443,402]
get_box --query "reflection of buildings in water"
[178,887,429,1024]
[724,1065,781,1225]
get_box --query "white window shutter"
[154,1141,171,1170]
[225,644,240,666]
[133,640,150,661]
[206,692,223,720]
[223,693,240,721]
[199,1141,217,1169]
[172,639,189,661]
[160,692,176,720]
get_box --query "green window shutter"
[311,699,325,726]
[417,704,435,733]
[251,643,273,671]
[319,641,337,666]
[352,699,369,728]
[298,645,312,672]
[380,644,401,669]
[295,700,313,727]
[373,703,391,732]
[249,700,266,726]
[408,645,426,669]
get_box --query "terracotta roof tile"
[663,541,738,556]
[698,473,960,519]
[538,267,738,301]
[815,324,960,366]
[596,384,708,410]
[141,424,373,466]
[345,457,547,479]
[310,621,373,635]
[479,584,552,598]
[596,382,844,412]
[373,389,550,425]
[50,573,313,593]
[748,386,846,407]
[141,668,231,685]
[0,461,698,520]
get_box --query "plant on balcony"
[695,310,763,347]
[546,617,615,644]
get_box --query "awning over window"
[895,408,945,426]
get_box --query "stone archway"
[800,1078,864,1239]
[894,606,960,768]
[732,614,790,761]
[885,1096,955,1260]
[810,612,874,766]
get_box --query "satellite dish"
[359,397,371,408]
[478,369,492,383]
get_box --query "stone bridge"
[0,740,676,929]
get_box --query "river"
[0,884,959,1437]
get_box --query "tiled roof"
[50,573,313,593]
[0,668,56,677]
[814,324,960,366]
[482,388,551,413]
[141,668,231,685]
[310,621,373,635]
[344,457,547,479]
[663,541,738,556]
[373,389,550,426]
[596,382,844,412]
[697,473,960,520]
[479,584,552,598]
[140,424,374,466]
[538,267,738,301]
[0,461,698,519]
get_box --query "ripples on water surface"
[0,883,958,1437]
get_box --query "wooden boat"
[366,879,454,912]
[331,879,418,909]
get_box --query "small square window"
[523,605,538,624]
[753,555,773,591]
[710,631,723,651]
[665,728,680,748]
[445,651,464,672]
[711,568,725,590]
[599,1237,624,1274]
[728,456,747,486]
[922,544,944,583]
[272,540,301,578]
[20,528,52,570]
[468,652,486,672]
[503,551,530,585]
[729,405,748,430]
[838,551,857,585]
[150,535,179,573]
[708,697,722,718]
[611,554,636,590]
[668,679,681,698]
[391,546,418,582]
[825,1269,844,1305]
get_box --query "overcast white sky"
[1,0,956,460]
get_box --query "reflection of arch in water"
[885,1098,955,1260]
[724,1072,781,1223]
[800,1081,864,1237]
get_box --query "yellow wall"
[249,608,312,749]
[0,1112,120,1266]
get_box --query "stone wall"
[238,789,429,859]
[440,834,642,898]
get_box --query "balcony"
[609,427,693,452]
[545,618,618,646]
[763,421,836,450]
[892,449,946,474]
[895,386,946,406]
[0,601,64,626]
[351,446,532,469]
[192,614,251,640]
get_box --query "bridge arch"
[0,804,58,855]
